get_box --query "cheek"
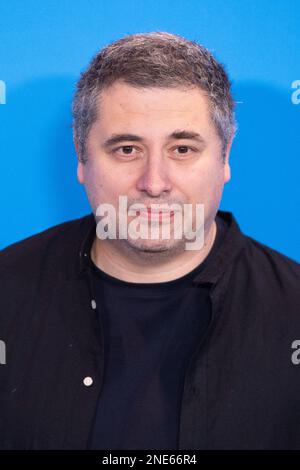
[84,161,133,210]
[184,164,224,202]
[82,164,106,210]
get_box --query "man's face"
[76,81,231,255]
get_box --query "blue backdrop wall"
[0,0,299,260]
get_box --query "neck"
[91,219,217,283]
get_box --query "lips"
[137,208,175,221]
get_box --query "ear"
[223,136,234,184]
[73,131,85,184]
[77,161,85,185]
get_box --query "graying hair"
[72,31,237,163]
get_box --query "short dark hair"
[72,31,237,163]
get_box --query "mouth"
[137,208,175,222]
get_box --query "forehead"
[95,81,212,130]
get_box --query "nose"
[136,157,172,197]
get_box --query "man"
[0,32,299,450]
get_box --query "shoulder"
[218,210,299,287]
[0,213,94,279]
[236,234,300,307]
[243,235,299,280]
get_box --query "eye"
[176,146,189,153]
[173,146,196,155]
[113,145,137,156]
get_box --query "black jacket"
[0,210,299,450]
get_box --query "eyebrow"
[102,130,206,149]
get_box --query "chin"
[125,237,186,255]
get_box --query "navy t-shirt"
[88,216,226,450]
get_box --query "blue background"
[0,0,299,260]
